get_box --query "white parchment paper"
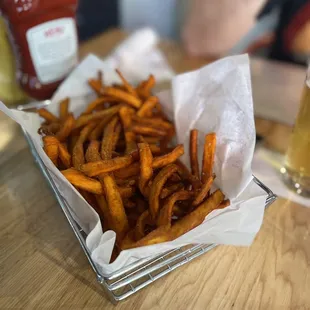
[0,48,267,276]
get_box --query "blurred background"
[77,0,310,65]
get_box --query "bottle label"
[26,18,78,84]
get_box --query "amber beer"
[283,79,310,196]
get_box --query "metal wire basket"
[23,128,277,304]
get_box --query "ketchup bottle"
[0,0,78,100]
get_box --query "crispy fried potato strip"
[58,143,71,168]
[114,162,140,179]
[157,190,194,227]
[115,69,137,96]
[132,115,173,131]
[62,168,104,194]
[149,164,179,220]
[55,113,75,142]
[201,133,216,183]
[138,143,153,196]
[132,124,167,137]
[190,129,199,178]
[136,96,158,117]
[160,183,184,199]
[171,191,229,239]
[81,155,134,177]
[136,74,155,99]
[88,116,114,141]
[119,106,137,154]
[59,97,70,121]
[104,87,142,109]
[85,141,129,239]
[88,78,104,96]
[101,116,119,160]
[38,108,59,123]
[75,105,120,129]
[43,136,59,165]
[134,209,152,241]
[153,145,184,169]
[192,174,215,206]
[72,122,97,169]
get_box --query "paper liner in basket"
[0,53,267,276]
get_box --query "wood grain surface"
[1,29,310,310]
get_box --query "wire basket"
[22,128,277,304]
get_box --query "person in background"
[182,0,310,65]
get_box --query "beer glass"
[282,67,310,196]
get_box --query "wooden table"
[1,29,310,310]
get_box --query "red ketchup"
[1,0,78,100]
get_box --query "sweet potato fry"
[119,106,135,128]
[38,108,59,124]
[88,115,113,141]
[81,155,134,177]
[101,116,119,160]
[142,74,155,93]
[201,133,216,183]
[149,164,179,220]
[152,145,184,169]
[175,159,201,190]
[118,186,135,199]
[123,225,170,249]
[132,115,173,131]
[72,122,97,169]
[43,136,59,166]
[160,183,184,199]
[115,178,136,187]
[87,137,129,239]
[192,174,215,206]
[58,143,71,168]
[88,78,104,96]
[115,69,137,96]
[119,106,137,154]
[85,140,100,163]
[55,113,75,142]
[74,105,120,129]
[102,173,129,241]
[157,190,194,227]
[171,190,225,239]
[136,74,155,99]
[190,129,199,178]
[136,96,158,117]
[138,143,153,196]
[132,124,166,137]
[114,162,140,179]
[68,134,79,156]
[148,144,161,155]
[112,123,122,152]
[104,87,142,109]
[38,122,61,136]
[59,97,70,121]
[140,136,161,144]
[84,97,120,115]
[134,209,152,241]
[62,168,103,194]
[83,97,108,115]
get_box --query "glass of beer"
[282,67,310,196]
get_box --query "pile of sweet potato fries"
[37,70,229,258]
